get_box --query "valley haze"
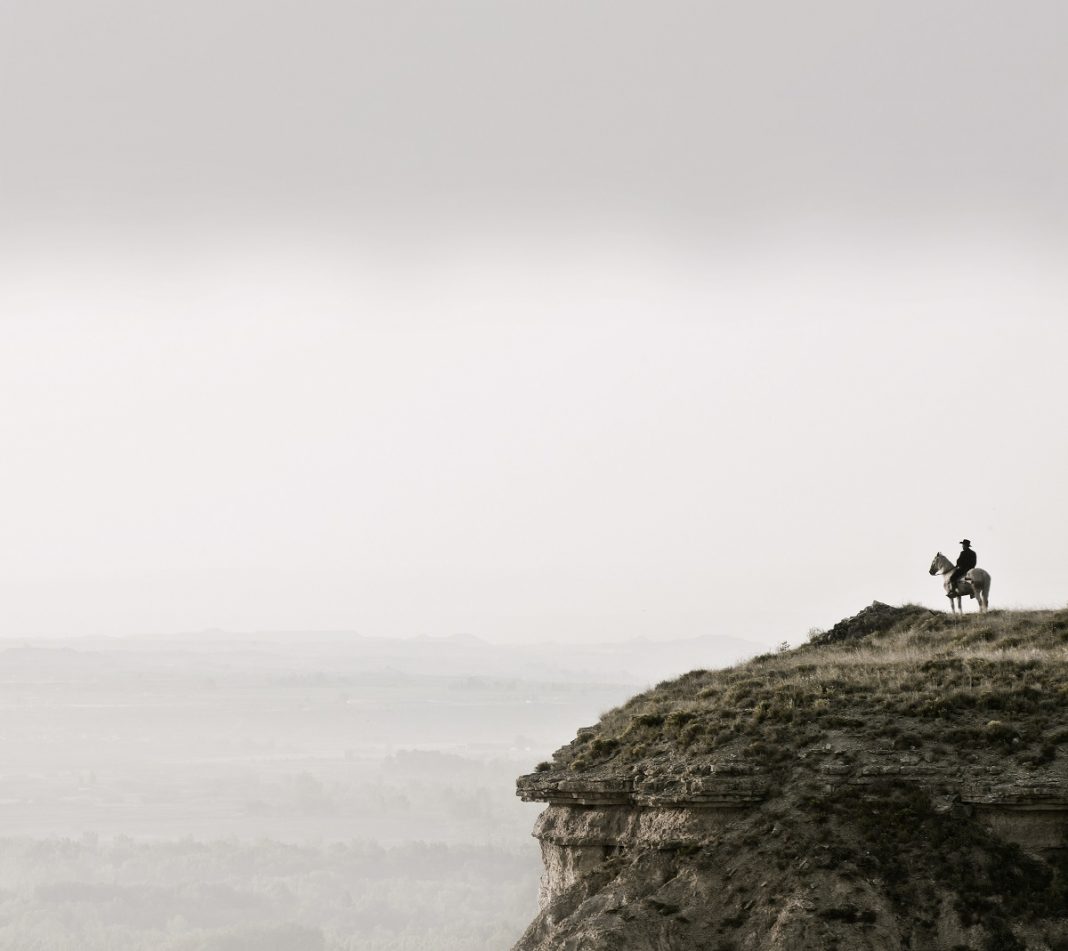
[0,625,769,948]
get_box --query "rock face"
[513,604,1068,951]
[532,803,748,906]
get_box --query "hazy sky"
[2,1,1066,641]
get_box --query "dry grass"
[555,605,1068,773]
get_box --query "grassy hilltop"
[548,603,1068,778]
[516,604,1068,951]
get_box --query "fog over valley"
[0,629,769,948]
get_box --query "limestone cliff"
[514,604,1068,950]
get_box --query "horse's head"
[929,552,944,575]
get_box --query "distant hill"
[514,603,1068,950]
[0,628,771,687]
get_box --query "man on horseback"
[929,547,991,614]
[950,539,977,594]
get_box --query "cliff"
[514,603,1068,950]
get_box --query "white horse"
[928,552,991,614]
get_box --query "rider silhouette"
[950,539,977,592]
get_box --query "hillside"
[514,603,1068,951]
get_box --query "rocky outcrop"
[530,803,748,906]
[519,757,1068,913]
[513,605,1068,950]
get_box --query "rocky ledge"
[513,604,1068,951]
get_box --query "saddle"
[950,574,975,598]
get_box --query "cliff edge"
[514,604,1068,951]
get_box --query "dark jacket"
[957,548,977,572]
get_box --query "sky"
[2,0,1066,642]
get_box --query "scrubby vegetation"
[804,783,1068,946]
[550,604,1068,777]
